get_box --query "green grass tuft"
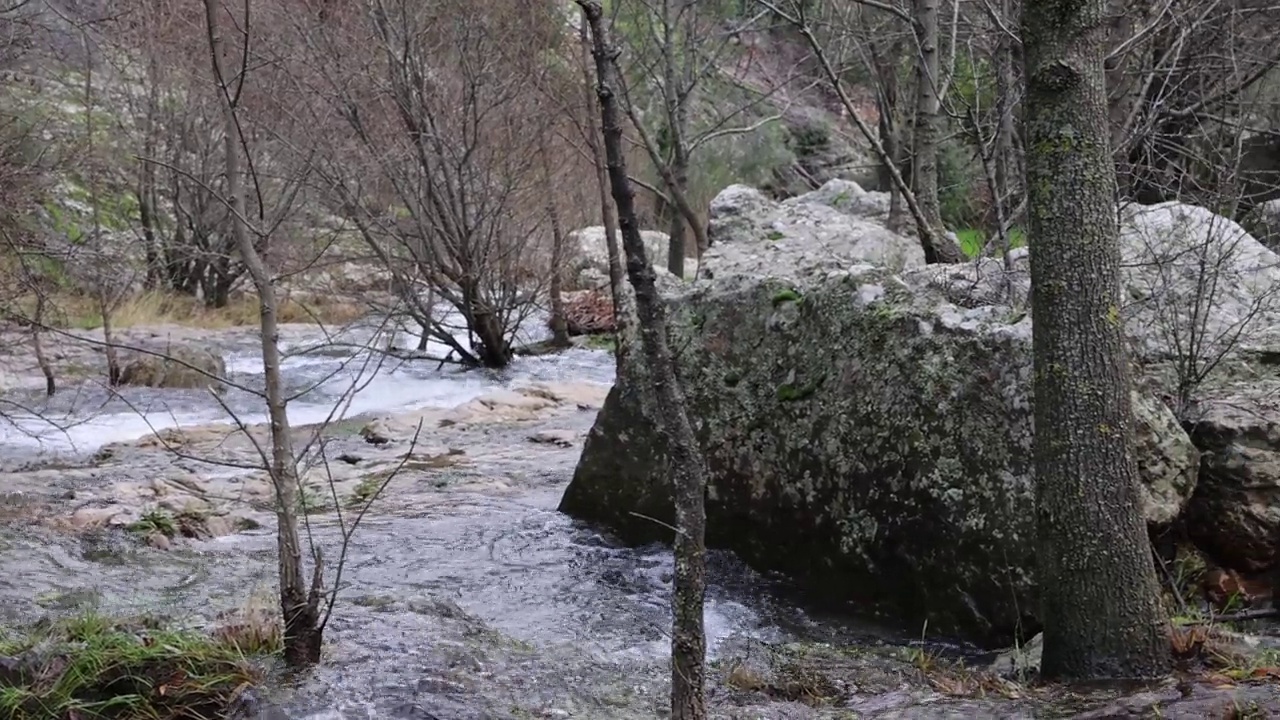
[0,612,274,720]
[771,288,802,306]
[955,227,1028,259]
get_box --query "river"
[0,317,929,719]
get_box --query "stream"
[0,317,919,719]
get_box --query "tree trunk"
[32,292,55,397]
[547,199,571,347]
[541,147,571,348]
[80,29,121,388]
[911,0,954,259]
[99,294,121,387]
[579,9,629,365]
[204,0,323,667]
[140,53,163,290]
[992,8,1017,255]
[578,3,708,717]
[660,0,689,280]
[873,38,906,232]
[1023,0,1171,681]
[776,4,961,264]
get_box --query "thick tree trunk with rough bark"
[577,2,709,717]
[204,0,323,667]
[1023,0,1171,681]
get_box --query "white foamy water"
[0,311,615,457]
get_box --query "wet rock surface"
[2,321,1280,718]
[564,183,1207,645]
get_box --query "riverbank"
[2,322,1280,718]
[0,612,276,720]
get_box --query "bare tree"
[612,0,790,276]
[289,0,567,369]
[1023,0,1171,680]
[202,0,323,666]
[577,2,710,717]
[757,0,965,263]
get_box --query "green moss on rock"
[560,266,1197,647]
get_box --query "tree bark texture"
[1022,0,1171,681]
[204,0,323,667]
[577,3,709,717]
[579,8,630,367]
[911,0,962,263]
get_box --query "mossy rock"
[561,264,1197,647]
[118,345,227,391]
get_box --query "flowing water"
[0,316,925,718]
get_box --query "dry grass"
[21,290,366,330]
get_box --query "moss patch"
[0,613,272,720]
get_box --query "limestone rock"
[358,383,610,443]
[791,178,891,222]
[117,344,227,391]
[1119,201,1280,362]
[561,185,1202,646]
[1183,378,1280,571]
[568,226,698,288]
[704,181,926,280]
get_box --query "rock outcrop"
[117,345,227,391]
[1120,201,1280,362]
[559,180,1280,645]
[1182,378,1280,571]
[705,182,920,271]
[568,226,698,289]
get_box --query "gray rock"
[1242,197,1280,252]
[789,178,891,221]
[561,185,1202,646]
[1120,201,1280,363]
[568,225,697,287]
[117,344,227,391]
[989,633,1042,678]
[1183,378,1280,571]
[704,182,926,280]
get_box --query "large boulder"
[1182,378,1280,572]
[561,185,1200,645]
[568,226,698,288]
[705,182,924,271]
[118,345,227,391]
[1118,202,1280,574]
[1120,201,1280,363]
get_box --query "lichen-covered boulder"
[118,345,227,391]
[560,186,1200,647]
[706,181,924,271]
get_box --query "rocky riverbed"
[1,320,1280,718]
